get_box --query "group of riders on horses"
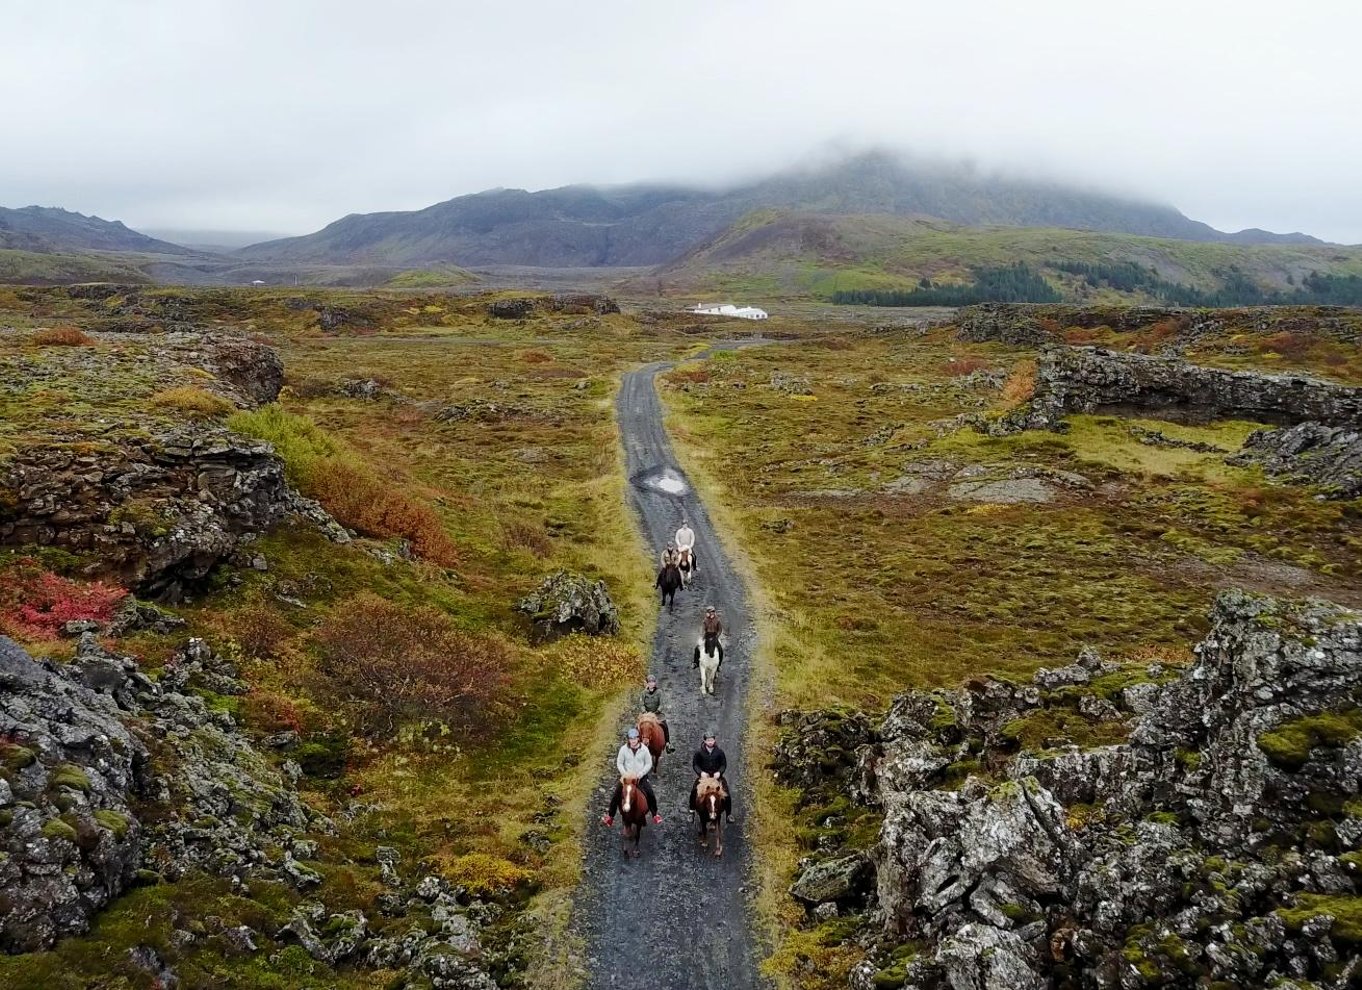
[602,516,736,837]
[601,680,736,828]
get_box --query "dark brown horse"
[693,772,726,857]
[637,713,665,775]
[655,562,682,611]
[618,775,650,858]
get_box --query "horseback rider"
[675,519,696,569]
[602,728,662,827]
[659,541,679,568]
[641,674,675,753]
[693,605,724,668]
[689,729,735,824]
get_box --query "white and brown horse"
[693,772,726,857]
[694,632,723,695]
[677,546,697,588]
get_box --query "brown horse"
[693,772,726,857]
[655,562,682,611]
[637,713,665,775]
[618,775,650,858]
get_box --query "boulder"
[1231,421,1362,498]
[514,571,620,643]
[790,852,874,907]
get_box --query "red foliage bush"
[1258,331,1314,360]
[310,594,510,739]
[0,562,126,640]
[310,461,459,567]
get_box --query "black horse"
[656,562,683,611]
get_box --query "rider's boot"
[601,814,613,827]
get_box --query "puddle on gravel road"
[634,467,690,496]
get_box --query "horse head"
[678,547,692,568]
[620,775,639,814]
[696,772,724,821]
[702,632,720,656]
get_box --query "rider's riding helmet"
[645,674,657,686]
[627,728,640,741]
[704,728,717,742]
[706,605,716,614]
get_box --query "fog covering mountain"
[0,206,199,257]
[237,152,1326,268]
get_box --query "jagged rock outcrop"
[1231,422,1362,499]
[1004,347,1362,433]
[487,298,536,319]
[547,293,620,315]
[514,571,620,643]
[0,427,345,599]
[784,591,1362,989]
[0,634,325,953]
[954,304,1362,346]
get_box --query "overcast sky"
[5,0,1361,242]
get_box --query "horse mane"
[696,774,724,798]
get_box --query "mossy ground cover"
[659,328,1362,988]
[0,289,706,987]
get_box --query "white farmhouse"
[688,302,769,320]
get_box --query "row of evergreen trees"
[830,263,1062,306]
[831,262,1362,308]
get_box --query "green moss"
[1257,709,1362,770]
[1278,894,1362,942]
[92,809,131,839]
[294,737,350,779]
[41,818,78,843]
[999,708,1129,751]
[1,744,36,772]
[1146,810,1179,826]
[49,764,91,793]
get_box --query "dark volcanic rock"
[801,591,1362,988]
[0,635,326,953]
[1231,421,1362,499]
[514,570,620,643]
[487,298,536,319]
[1005,346,1362,433]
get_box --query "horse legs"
[713,816,724,857]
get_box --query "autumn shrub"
[1000,358,1038,407]
[0,561,125,640]
[241,690,307,735]
[310,594,510,739]
[230,406,458,566]
[501,519,552,558]
[222,599,296,659]
[151,386,236,419]
[1258,330,1314,361]
[32,327,94,346]
[669,367,712,385]
[518,349,553,364]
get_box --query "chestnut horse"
[618,775,650,858]
[693,772,726,857]
[637,713,665,775]
[655,562,682,611]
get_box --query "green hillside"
[643,210,1362,303]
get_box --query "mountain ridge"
[236,151,1331,268]
[0,206,202,257]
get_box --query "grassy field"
[658,325,1362,986]
[0,290,704,988]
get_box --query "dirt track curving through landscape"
[575,352,765,989]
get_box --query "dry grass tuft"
[32,327,95,346]
[150,386,236,419]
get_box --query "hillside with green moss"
[641,210,1362,303]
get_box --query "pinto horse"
[694,632,723,695]
[677,546,697,588]
[655,562,682,611]
[637,712,665,775]
[693,772,726,857]
[618,775,650,858]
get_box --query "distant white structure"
[689,302,769,320]
[250,279,266,286]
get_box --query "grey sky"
[5,0,1361,242]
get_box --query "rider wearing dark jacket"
[640,675,674,752]
[688,731,734,822]
[693,606,725,668]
